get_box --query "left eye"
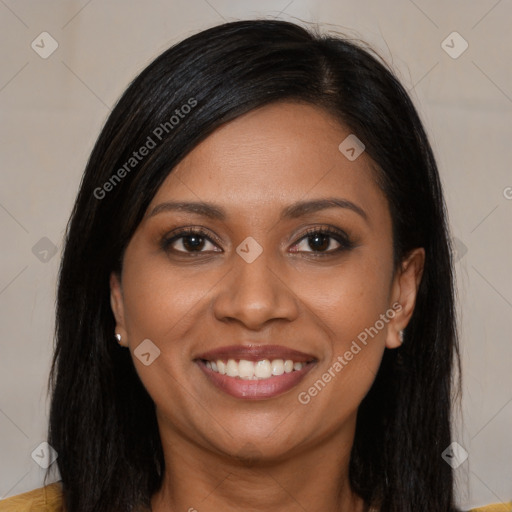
[290,229,349,254]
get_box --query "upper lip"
[195,344,317,363]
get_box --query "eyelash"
[160,225,354,257]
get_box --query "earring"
[398,330,404,344]
[115,333,123,346]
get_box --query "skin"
[110,101,425,512]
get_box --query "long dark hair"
[45,19,461,512]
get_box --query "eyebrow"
[147,197,368,222]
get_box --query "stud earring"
[115,333,123,346]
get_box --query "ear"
[110,271,128,347]
[385,247,425,349]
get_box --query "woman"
[1,19,510,512]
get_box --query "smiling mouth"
[195,358,317,400]
[198,357,314,380]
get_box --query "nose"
[212,248,300,330]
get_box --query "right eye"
[161,227,222,255]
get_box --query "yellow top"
[0,483,63,512]
[0,482,511,511]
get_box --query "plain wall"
[0,0,511,508]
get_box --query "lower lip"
[195,360,316,400]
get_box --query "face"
[110,101,424,462]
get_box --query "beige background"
[1,0,511,508]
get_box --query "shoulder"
[0,482,64,512]
[469,504,512,512]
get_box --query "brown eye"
[290,227,354,254]
[161,228,220,254]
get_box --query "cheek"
[310,250,393,339]
[296,258,392,420]
[121,250,212,342]
[300,249,393,413]
[119,252,211,427]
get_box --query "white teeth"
[271,359,284,376]
[238,360,255,380]
[226,359,239,377]
[217,360,226,375]
[255,359,272,379]
[204,358,307,379]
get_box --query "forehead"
[149,101,387,222]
